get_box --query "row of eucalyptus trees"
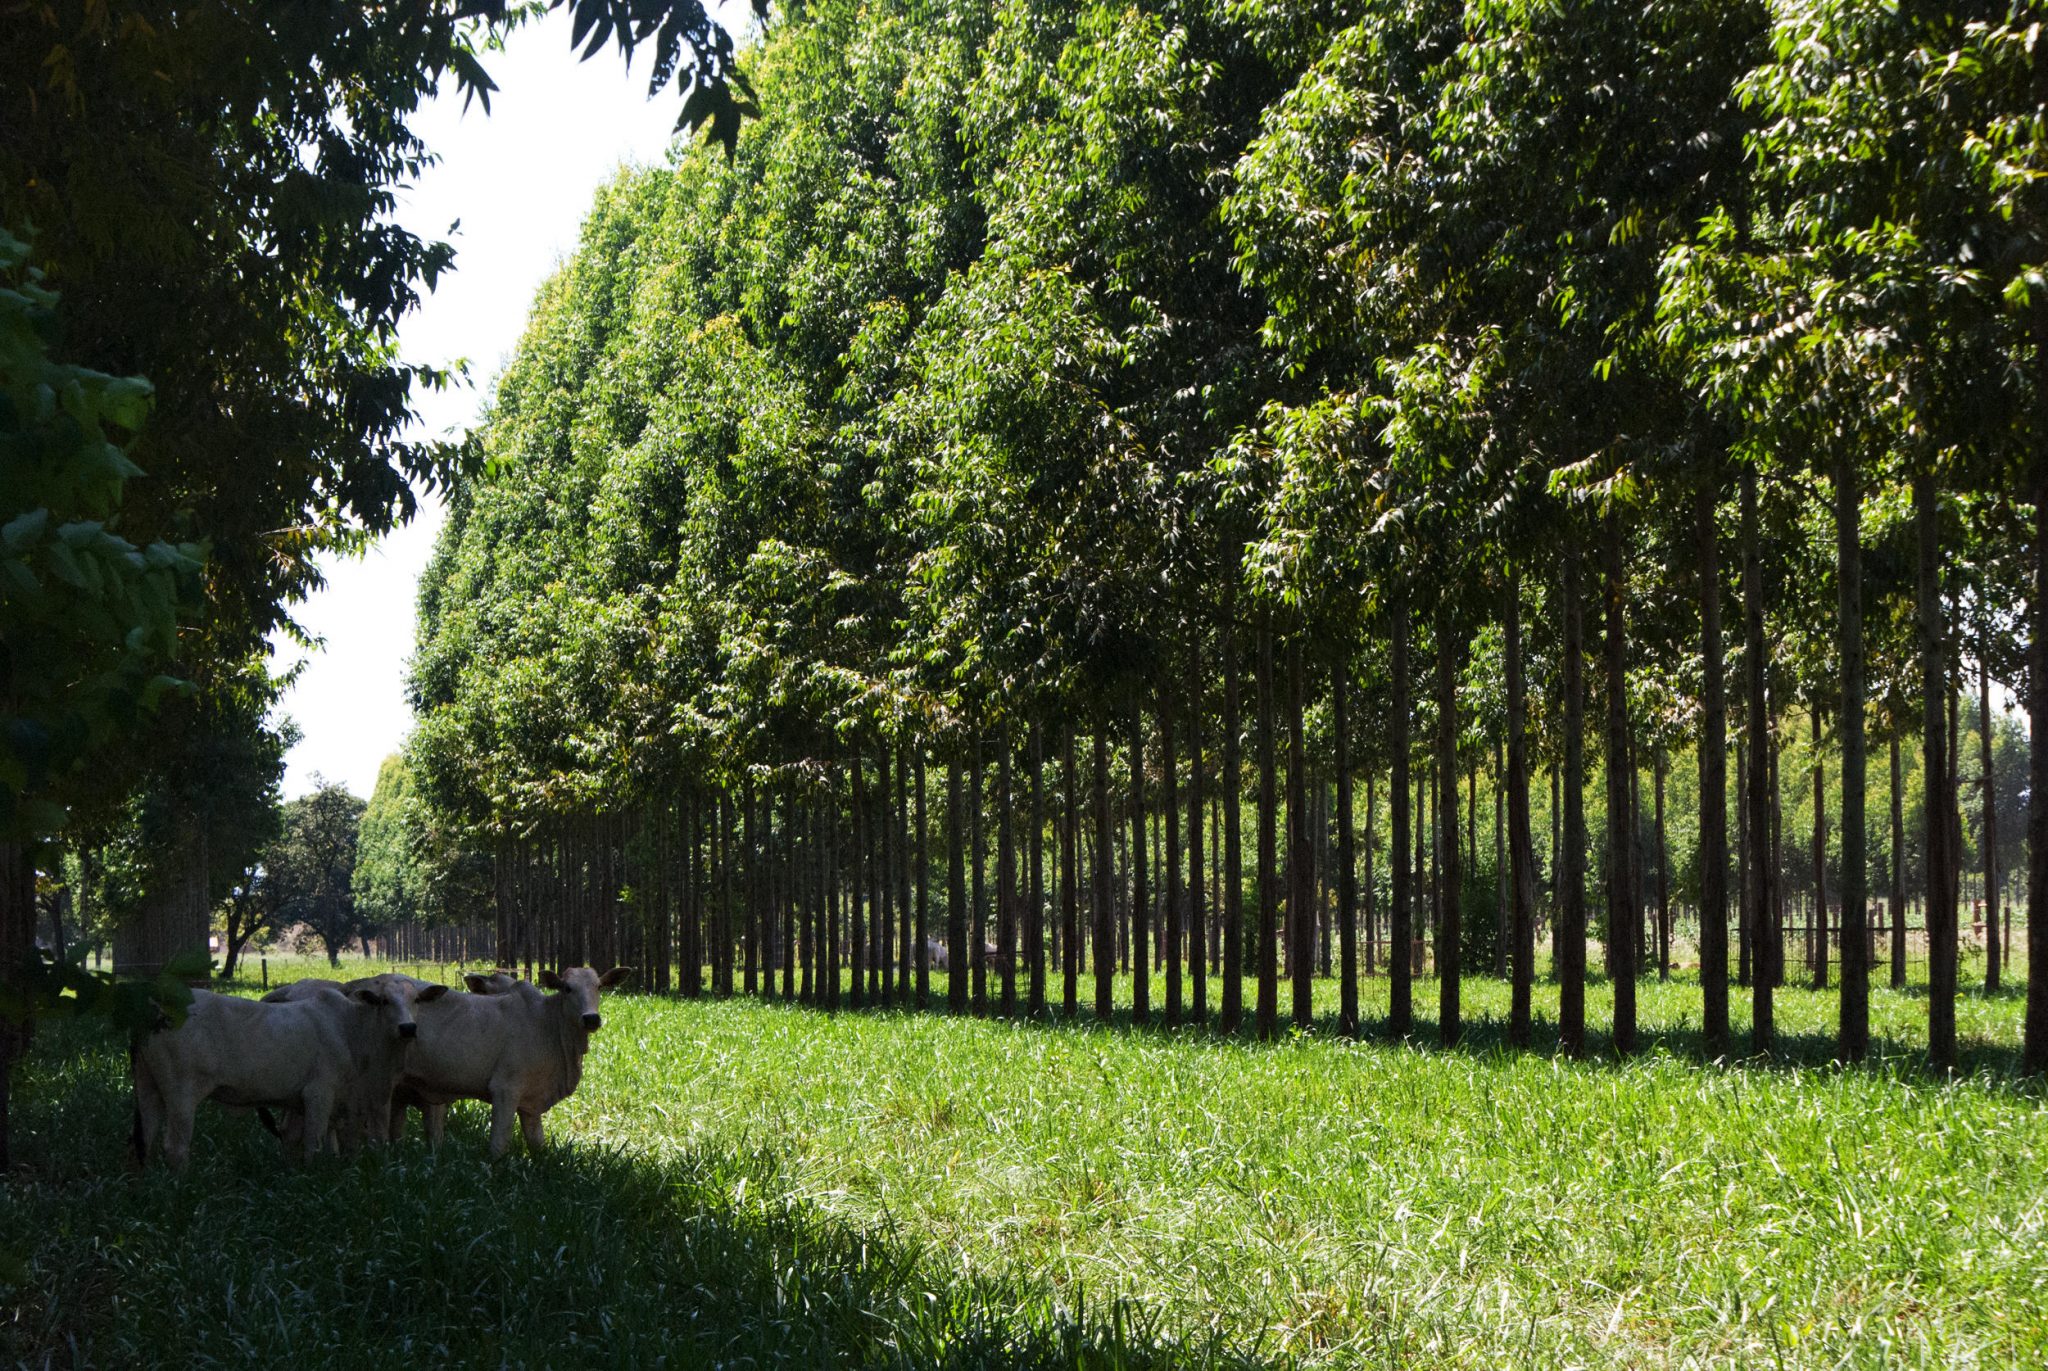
[407,0,2048,1069]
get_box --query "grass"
[3,956,2044,1367]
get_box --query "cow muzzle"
[581,1013,602,1032]
[398,1022,418,1040]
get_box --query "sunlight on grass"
[4,959,2042,1367]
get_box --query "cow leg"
[423,1103,448,1150]
[486,1091,519,1159]
[132,1069,165,1168]
[387,1098,409,1145]
[300,1086,337,1165]
[519,1109,545,1154]
[160,1083,200,1172]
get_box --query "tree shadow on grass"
[0,1025,1275,1370]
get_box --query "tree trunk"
[1839,452,1870,1060]
[1129,703,1150,1026]
[1438,611,1463,1046]
[1918,474,1957,1069]
[1389,595,1413,1038]
[1697,473,1730,1051]
[1163,697,1183,1028]
[1651,752,1668,982]
[1890,728,1906,990]
[1189,687,1208,1024]
[1223,609,1245,1033]
[1029,722,1046,1015]
[1812,706,1829,992]
[1560,545,1589,1057]
[1364,770,1378,979]
[2025,454,2048,1072]
[1289,637,1313,1030]
[1603,520,1636,1053]
[1743,465,1774,1053]
[947,758,967,1015]
[999,736,1017,1017]
[971,740,987,1014]
[1092,727,1115,1021]
[1062,727,1079,1016]
[1256,620,1279,1040]
[914,753,929,1008]
[1335,660,1358,1036]
[1506,569,1536,1046]
[1981,619,2000,994]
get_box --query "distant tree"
[354,755,423,933]
[267,783,369,967]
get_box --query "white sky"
[271,4,750,800]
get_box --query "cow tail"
[256,1107,283,1139]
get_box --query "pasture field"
[2,960,2043,1368]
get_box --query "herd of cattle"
[130,964,631,1170]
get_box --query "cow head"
[463,969,523,995]
[347,973,449,1042]
[539,965,633,1033]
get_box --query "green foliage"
[265,782,369,965]
[0,230,199,845]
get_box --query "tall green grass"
[4,962,2041,1367]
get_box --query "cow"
[396,964,631,1158]
[132,978,442,1170]
[925,938,949,971]
[461,969,533,997]
[249,973,449,1149]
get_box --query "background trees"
[384,0,2043,1076]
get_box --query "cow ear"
[538,969,564,991]
[598,966,633,989]
[463,974,489,993]
[417,984,450,1002]
[351,987,384,1005]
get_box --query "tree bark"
[2025,455,2048,1072]
[1189,687,1208,1023]
[1981,619,2000,994]
[1743,465,1774,1053]
[1697,473,1730,1052]
[1093,726,1115,1021]
[1390,594,1413,1037]
[1506,569,1536,1046]
[1335,660,1358,1036]
[1836,459,1869,1056]
[1438,611,1464,1046]
[1062,727,1079,1016]
[1560,545,1589,1057]
[1129,703,1150,1026]
[998,736,1017,1017]
[1256,619,1279,1040]
[947,758,967,1015]
[1890,728,1906,990]
[914,752,929,1008]
[1603,519,1636,1053]
[1163,697,1183,1028]
[1029,721,1046,1015]
[1918,473,1957,1069]
[1812,706,1829,992]
[1223,609,1244,1033]
[971,740,987,1014]
[1289,637,1313,1030]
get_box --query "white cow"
[397,965,630,1158]
[925,938,949,971]
[132,979,440,1170]
[254,973,449,1148]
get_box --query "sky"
[270,5,749,800]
